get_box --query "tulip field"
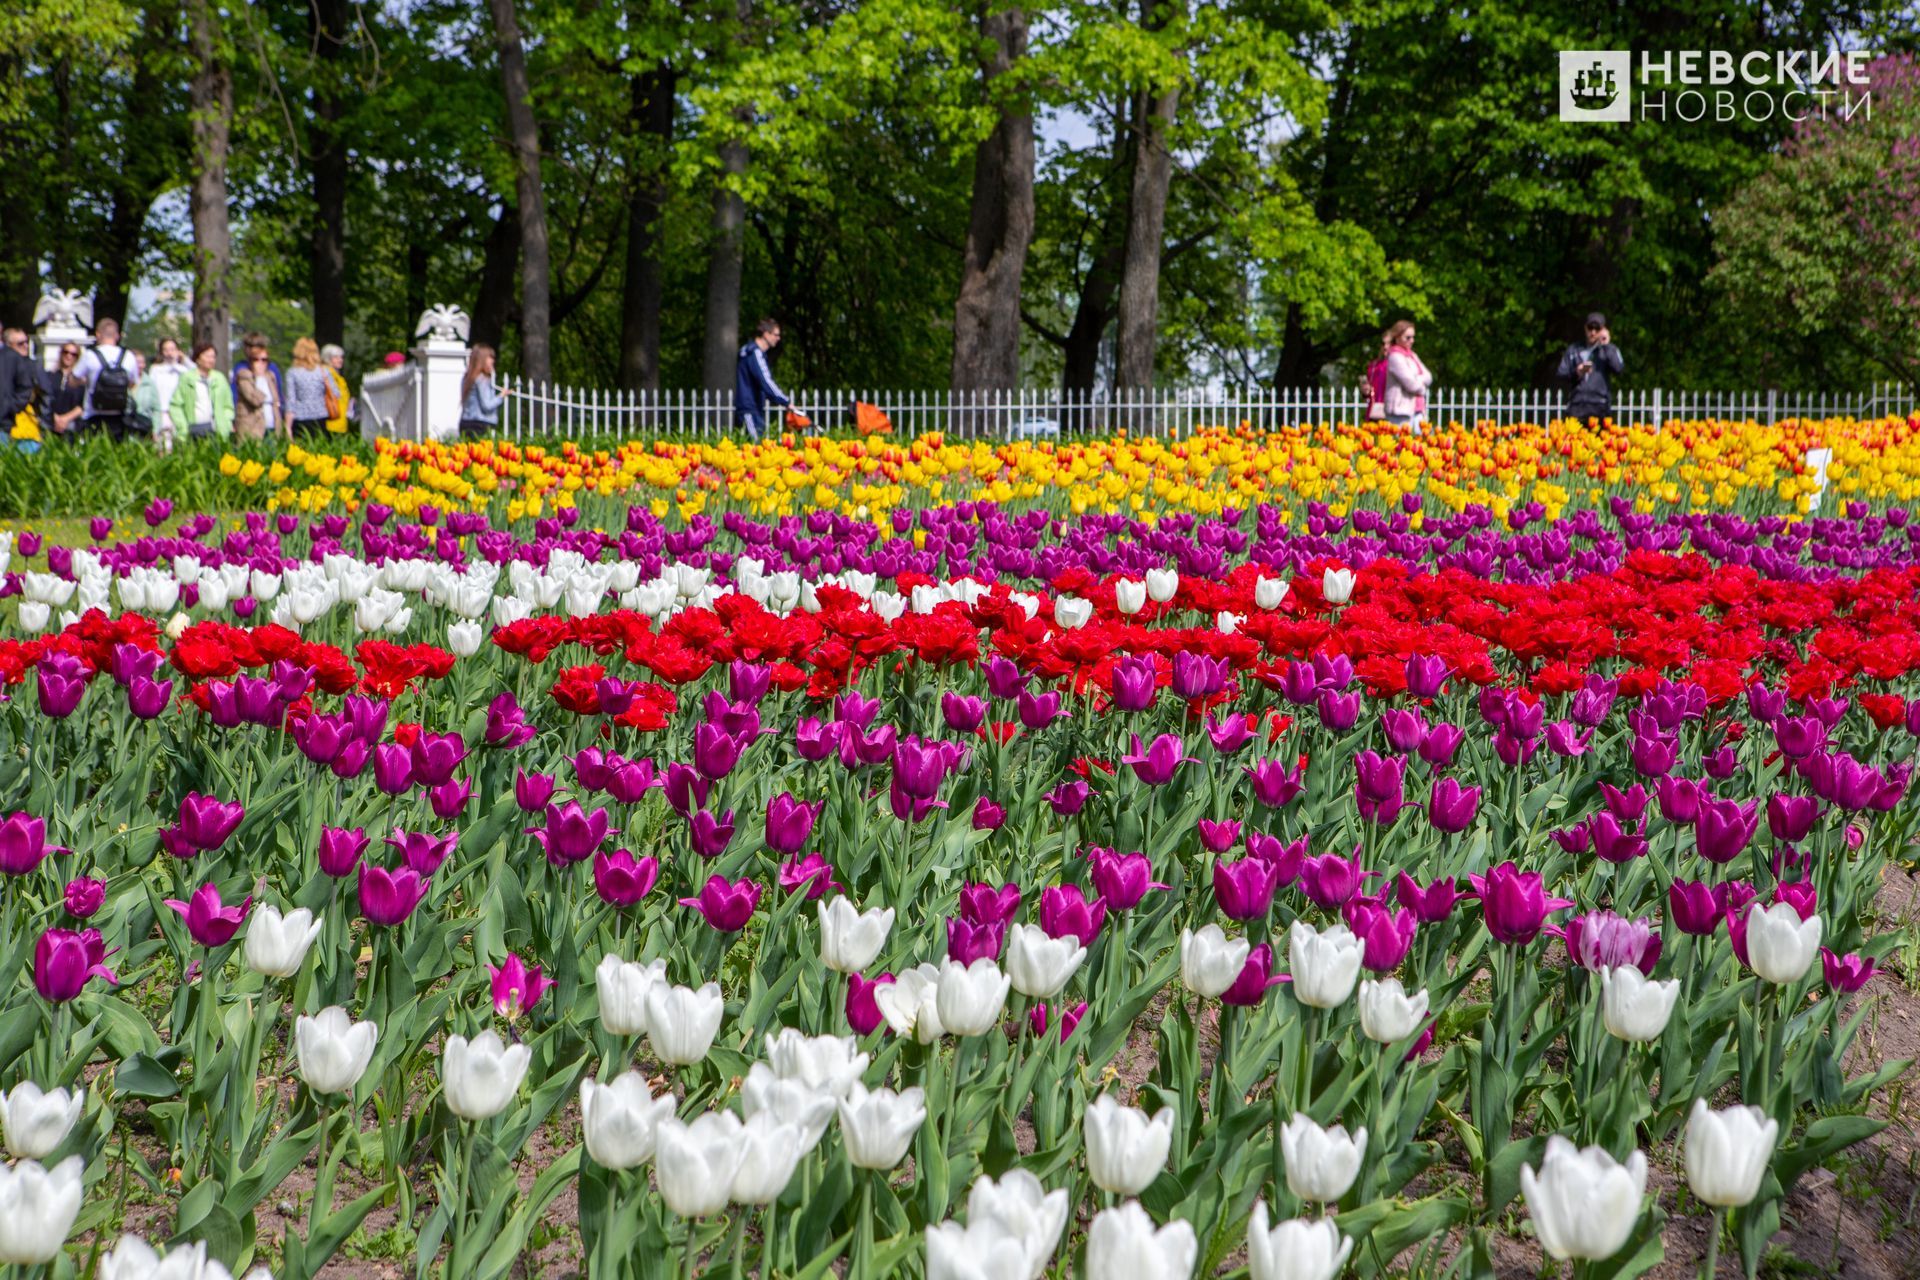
[1,418,1918,1279]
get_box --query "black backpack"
[92,347,131,415]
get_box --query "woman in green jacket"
[169,343,236,439]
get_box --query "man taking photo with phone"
[1558,312,1623,424]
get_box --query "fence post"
[411,305,471,441]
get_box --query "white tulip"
[1288,920,1364,1010]
[250,569,281,601]
[874,963,946,1044]
[817,896,893,974]
[492,594,533,627]
[1279,1113,1366,1204]
[440,1030,530,1121]
[447,620,482,657]
[1246,1199,1352,1280]
[1520,1136,1648,1261]
[964,1169,1069,1280]
[1114,579,1147,615]
[1216,611,1243,635]
[0,1156,83,1264]
[740,1063,838,1151]
[1745,903,1823,985]
[1254,576,1290,611]
[645,981,725,1066]
[243,905,322,979]
[1321,567,1354,604]
[1053,595,1093,630]
[730,1112,805,1205]
[1357,978,1430,1044]
[837,1082,926,1170]
[596,955,666,1038]
[1007,592,1041,621]
[654,1112,746,1217]
[1684,1099,1778,1208]
[1600,966,1681,1043]
[936,958,1011,1038]
[579,1072,676,1170]
[197,577,230,614]
[1005,924,1086,999]
[924,1218,1033,1280]
[1180,925,1250,999]
[762,1028,868,1099]
[16,601,49,633]
[0,1083,81,1160]
[294,1007,379,1095]
[1084,1094,1175,1196]
[1085,1201,1196,1280]
[870,591,908,623]
[1145,568,1179,603]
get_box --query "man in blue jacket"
[1557,313,1623,423]
[734,318,790,440]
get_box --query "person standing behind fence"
[1,329,37,427]
[734,318,790,441]
[1378,321,1431,430]
[169,343,234,440]
[459,345,506,438]
[1558,312,1623,423]
[40,344,89,439]
[284,338,335,439]
[321,344,351,434]
[76,316,140,439]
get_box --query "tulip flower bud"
[935,958,1011,1037]
[1684,1099,1778,1208]
[1599,966,1680,1043]
[1084,1095,1174,1196]
[1144,568,1179,603]
[837,1082,927,1170]
[1179,925,1250,999]
[645,982,725,1066]
[1321,567,1354,604]
[1279,1113,1366,1203]
[1005,923,1086,999]
[1357,978,1430,1044]
[243,905,322,979]
[1519,1136,1648,1261]
[1743,902,1823,984]
[440,1030,530,1121]
[579,1072,676,1170]
[654,1112,747,1217]
[0,1084,81,1160]
[1114,579,1148,615]
[1288,920,1365,1009]
[1254,576,1289,610]
[1246,1200,1352,1280]
[595,955,665,1038]
[0,1156,83,1264]
[817,896,894,974]
[294,1007,379,1096]
[1086,1202,1196,1280]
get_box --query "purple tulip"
[330,739,370,779]
[1774,717,1825,760]
[1544,721,1592,757]
[1394,872,1459,923]
[33,927,118,1002]
[1667,879,1723,936]
[604,760,662,804]
[1038,884,1108,946]
[972,796,1007,830]
[1300,847,1373,911]
[1774,880,1819,921]
[1220,943,1286,1006]
[1589,813,1649,864]
[128,675,172,719]
[0,811,55,876]
[487,953,554,1021]
[1197,818,1243,854]
[959,882,1022,927]
[1028,1000,1088,1043]
[483,693,536,747]
[1746,683,1787,724]
[318,826,369,878]
[1655,776,1705,825]
[664,763,712,817]
[679,875,761,932]
[693,723,744,781]
[1245,831,1308,885]
[1345,900,1418,971]
[892,739,948,800]
[847,972,894,1035]
[593,849,659,906]
[1316,689,1360,732]
[1353,750,1407,824]
[63,875,105,918]
[765,793,821,855]
[1426,777,1481,834]
[177,793,244,853]
[1171,652,1229,701]
[164,882,252,948]
[1244,757,1305,808]
[409,732,466,787]
[515,769,558,813]
[1559,911,1661,975]
[728,660,772,705]
[835,690,882,729]
[1109,655,1159,712]
[795,717,835,762]
[1017,688,1066,730]
[387,828,459,876]
[1206,713,1255,754]
[946,915,1007,963]
[1469,861,1572,945]
[1279,661,1320,705]
[1599,782,1649,824]
[1404,654,1449,699]
[687,808,736,859]
[1046,781,1091,816]
[1630,733,1678,778]
[1767,793,1821,843]
[371,743,414,796]
[1089,849,1166,911]
[1695,796,1759,865]
[1379,708,1427,753]
[942,693,987,733]
[1213,855,1280,921]
[37,667,86,718]
[1419,722,1465,767]
[1820,947,1878,992]
[429,778,474,821]
[779,854,842,899]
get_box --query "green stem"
[1701,1208,1723,1280]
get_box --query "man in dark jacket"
[0,328,39,424]
[734,318,790,440]
[1557,313,1623,422]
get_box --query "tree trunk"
[1059,112,1134,405]
[406,239,430,333]
[700,139,747,390]
[620,63,676,393]
[186,0,233,368]
[472,203,519,348]
[309,0,351,346]
[489,0,551,387]
[951,5,1035,397]
[1113,79,1180,392]
[1274,35,1357,387]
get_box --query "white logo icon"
[1560,51,1632,122]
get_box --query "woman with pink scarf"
[1380,320,1432,431]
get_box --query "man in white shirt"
[74,316,140,436]
[145,337,191,446]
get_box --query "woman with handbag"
[1379,320,1431,431]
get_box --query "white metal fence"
[491,382,1920,441]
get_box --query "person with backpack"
[1557,313,1623,423]
[76,317,140,438]
[734,318,791,441]
[1366,321,1431,430]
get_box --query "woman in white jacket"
[1380,320,1431,430]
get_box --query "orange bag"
[784,407,813,429]
[853,401,892,436]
